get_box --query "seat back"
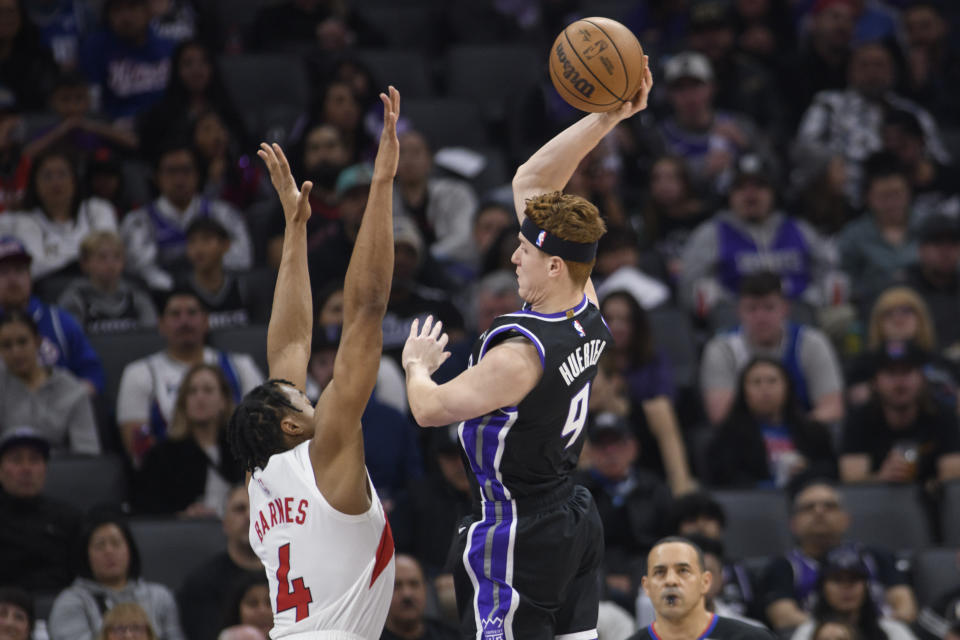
[355,50,434,99]
[710,489,792,559]
[44,454,128,513]
[911,547,960,607]
[220,54,310,120]
[943,480,960,545]
[89,330,166,450]
[648,305,699,389]
[129,518,226,592]
[838,484,932,551]
[403,98,487,148]
[208,324,268,377]
[355,6,437,50]
[445,45,542,120]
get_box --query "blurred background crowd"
[2,0,960,639]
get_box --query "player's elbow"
[410,404,448,428]
[512,163,539,192]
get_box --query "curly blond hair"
[524,191,607,287]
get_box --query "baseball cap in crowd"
[587,412,632,444]
[821,546,869,581]
[0,236,31,266]
[918,213,960,245]
[335,164,374,199]
[0,426,51,460]
[731,154,774,189]
[870,340,930,372]
[664,52,714,85]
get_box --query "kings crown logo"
[482,616,505,640]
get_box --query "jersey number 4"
[277,543,313,621]
[561,382,591,449]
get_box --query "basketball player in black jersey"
[628,538,774,640]
[401,59,653,640]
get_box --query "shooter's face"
[510,234,549,303]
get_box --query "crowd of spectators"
[1,0,960,639]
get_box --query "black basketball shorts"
[451,484,604,640]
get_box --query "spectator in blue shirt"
[80,0,174,123]
[0,235,103,393]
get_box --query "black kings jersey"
[459,295,612,505]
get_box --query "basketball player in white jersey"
[226,87,401,639]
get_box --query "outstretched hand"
[608,55,653,122]
[402,315,451,375]
[258,142,312,226]
[372,85,401,180]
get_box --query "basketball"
[548,17,645,113]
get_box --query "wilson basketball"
[548,17,645,113]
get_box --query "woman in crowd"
[0,147,117,283]
[220,576,272,640]
[306,80,371,165]
[97,602,158,640]
[598,290,695,494]
[791,549,917,640]
[48,514,185,640]
[707,357,837,488]
[637,155,708,282]
[847,286,959,410]
[0,309,99,454]
[138,39,248,160]
[135,363,242,517]
[192,110,265,212]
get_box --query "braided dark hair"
[227,379,302,472]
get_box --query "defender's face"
[511,234,550,303]
[278,383,316,447]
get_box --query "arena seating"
[709,489,792,559]
[943,481,960,546]
[44,454,128,513]
[839,484,933,552]
[912,547,960,608]
[129,518,226,592]
[355,50,435,100]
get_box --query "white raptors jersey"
[249,441,395,639]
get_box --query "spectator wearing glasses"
[759,480,916,633]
